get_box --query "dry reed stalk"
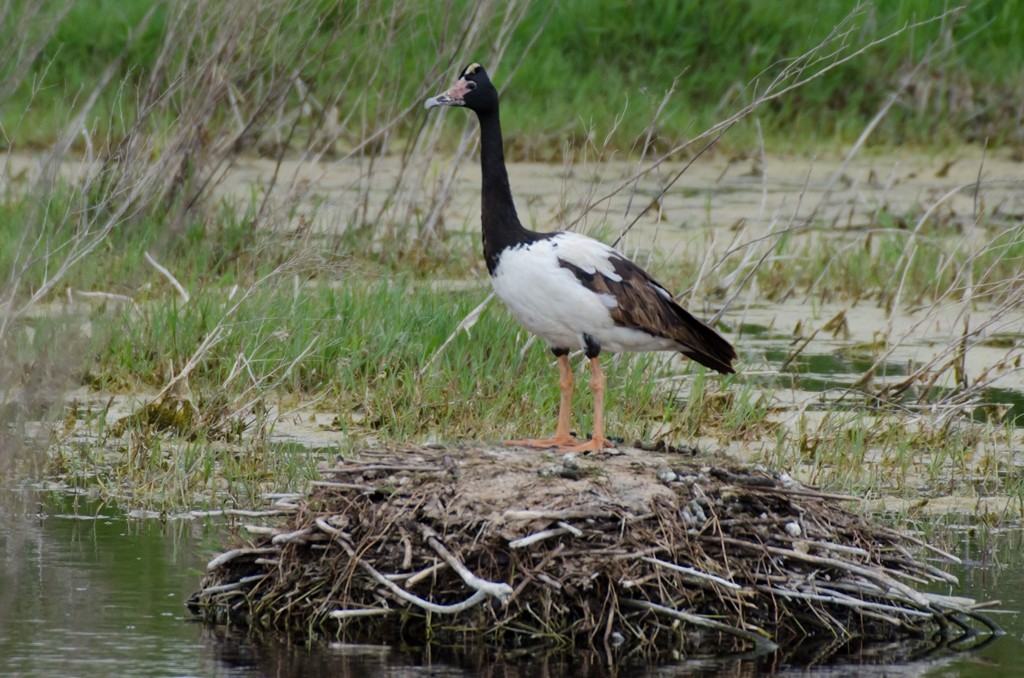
[4,0,548,451]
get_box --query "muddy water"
[6,146,1023,253]
[203,147,1024,248]
[0,492,1021,678]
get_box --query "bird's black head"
[424,63,498,115]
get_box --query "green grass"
[82,275,717,442]
[41,265,759,509]
[4,0,1024,153]
[505,0,1024,152]
[758,405,1017,499]
[2,170,1019,511]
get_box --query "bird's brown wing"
[559,254,736,374]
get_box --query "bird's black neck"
[477,108,539,274]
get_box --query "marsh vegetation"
[0,0,1022,523]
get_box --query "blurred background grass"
[2,0,1022,155]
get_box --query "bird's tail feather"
[673,306,737,374]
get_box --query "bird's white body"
[490,231,679,353]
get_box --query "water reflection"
[0,492,1021,677]
[0,492,215,677]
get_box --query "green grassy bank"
[2,0,1023,154]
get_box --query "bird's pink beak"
[425,77,472,109]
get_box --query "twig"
[228,333,321,418]
[503,509,614,522]
[509,526,574,549]
[189,508,291,518]
[310,480,377,492]
[422,525,513,604]
[207,547,279,571]
[623,599,777,652]
[271,527,316,545]
[880,527,962,565]
[313,517,345,536]
[144,250,190,303]
[535,573,563,590]
[243,525,279,536]
[752,486,860,502]
[388,561,447,587]
[417,292,493,378]
[642,557,743,591]
[956,140,986,389]
[335,537,494,615]
[67,289,138,307]
[263,492,303,501]
[886,182,977,316]
[757,585,933,620]
[809,541,870,558]
[326,464,443,474]
[329,607,394,620]
[197,574,267,596]
[714,536,932,608]
[556,520,583,537]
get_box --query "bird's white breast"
[490,232,677,353]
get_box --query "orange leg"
[506,354,579,449]
[560,357,615,453]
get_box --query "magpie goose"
[426,64,736,452]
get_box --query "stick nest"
[188,444,999,655]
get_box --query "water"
[0,493,220,677]
[1,492,1021,677]
[744,323,1024,426]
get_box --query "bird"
[425,63,736,452]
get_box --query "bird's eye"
[465,81,477,91]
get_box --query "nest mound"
[189,444,999,655]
